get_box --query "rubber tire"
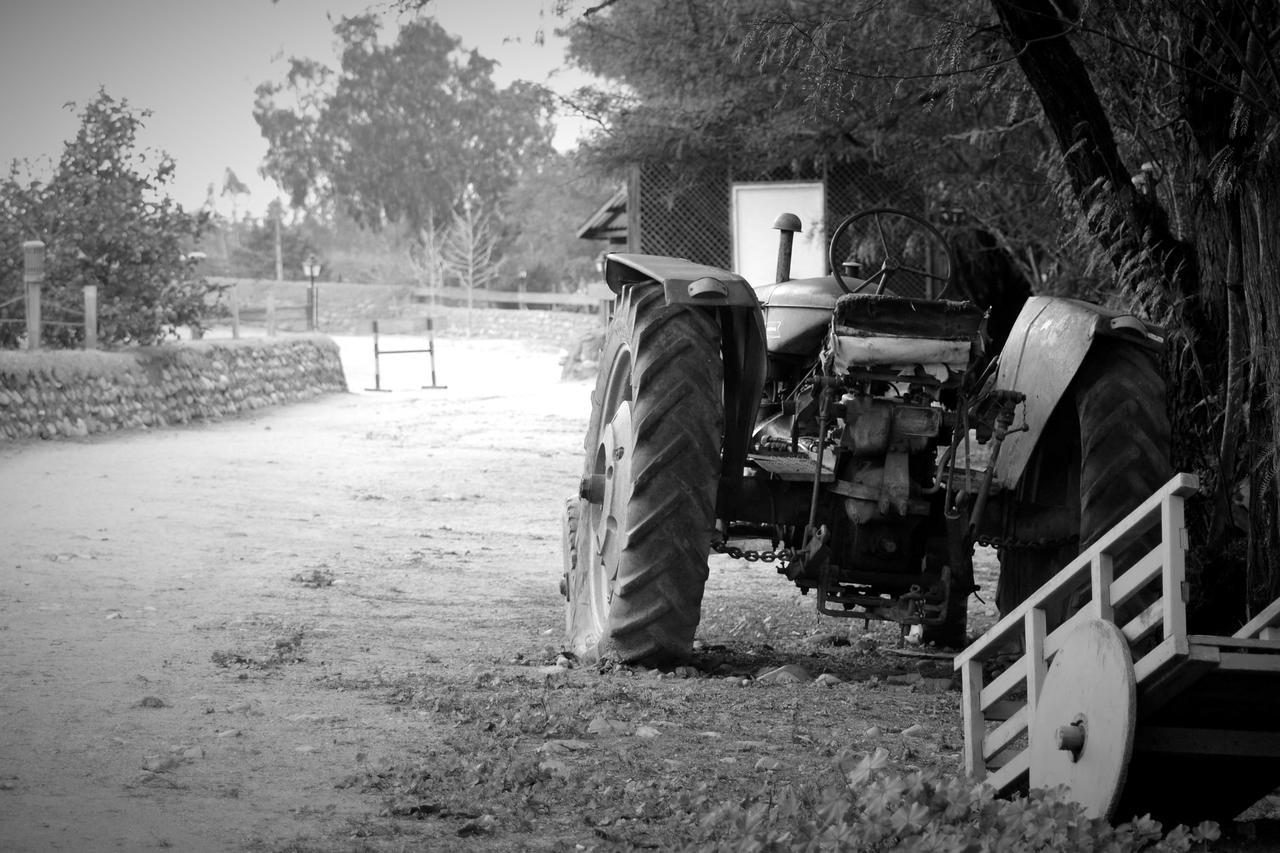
[560,496,579,602]
[997,339,1171,620]
[564,286,723,666]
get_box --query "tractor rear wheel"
[997,339,1171,621]
[563,286,724,665]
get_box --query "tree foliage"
[499,152,612,291]
[563,0,1070,287]
[0,90,213,348]
[254,15,555,235]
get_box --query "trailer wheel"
[564,286,723,666]
[997,339,1171,619]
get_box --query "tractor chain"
[974,532,1079,551]
[711,539,792,567]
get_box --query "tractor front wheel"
[563,286,724,666]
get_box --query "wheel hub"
[590,401,633,603]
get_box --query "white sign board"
[731,181,826,287]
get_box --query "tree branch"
[989,0,1196,311]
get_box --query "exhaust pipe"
[772,213,802,283]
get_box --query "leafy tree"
[254,15,555,235]
[499,152,612,291]
[0,90,214,348]
[563,0,1069,289]
[223,215,317,282]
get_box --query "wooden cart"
[954,473,1280,822]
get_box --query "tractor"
[561,207,1170,665]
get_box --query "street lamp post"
[302,254,321,331]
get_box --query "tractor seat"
[831,294,985,377]
[833,294,985,340]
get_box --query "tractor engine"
[734,292,987,632]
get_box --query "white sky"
[0,0,595,216]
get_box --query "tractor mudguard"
[992,295,1165,490]
[605,253,761,308]
[602,253,767,500]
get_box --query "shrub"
[688,748,1219,852]
[0,90,219,348]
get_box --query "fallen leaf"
[756,664,812,684]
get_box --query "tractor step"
[749,451,836,482]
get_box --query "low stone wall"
[0,336,347,441]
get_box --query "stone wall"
[0,336,347,441]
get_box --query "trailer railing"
[953,472,1200,793]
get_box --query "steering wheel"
[828,207,957,298]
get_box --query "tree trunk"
[1237,161,1280,615]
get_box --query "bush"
[688,748,1220,852]
[0,90,218,348]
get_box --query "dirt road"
[0,337,591,850]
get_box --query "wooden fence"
[2,240,100,350]
[406,283,612,310]
[4,252,616,348]
[213,277,616,337]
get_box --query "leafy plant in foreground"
[690,747,1220,852]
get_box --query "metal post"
[422,316,446,390]
[230,285,241,340]
[306,280,316,331]
[266,292,276,337]
[427,317,438,388]
[365,320,388,392]
[82,284,98,350]
[23,240,44,350]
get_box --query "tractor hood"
[752,275,845,308]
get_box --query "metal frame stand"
[365,318,448,392]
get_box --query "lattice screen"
[632,159,918,270]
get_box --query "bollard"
[23,240,44,350]
[83,284,98,349]
[230,286,241,340]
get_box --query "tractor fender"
[605,253,761,308]
[992,295,1165,490]
[603,253,767,500]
